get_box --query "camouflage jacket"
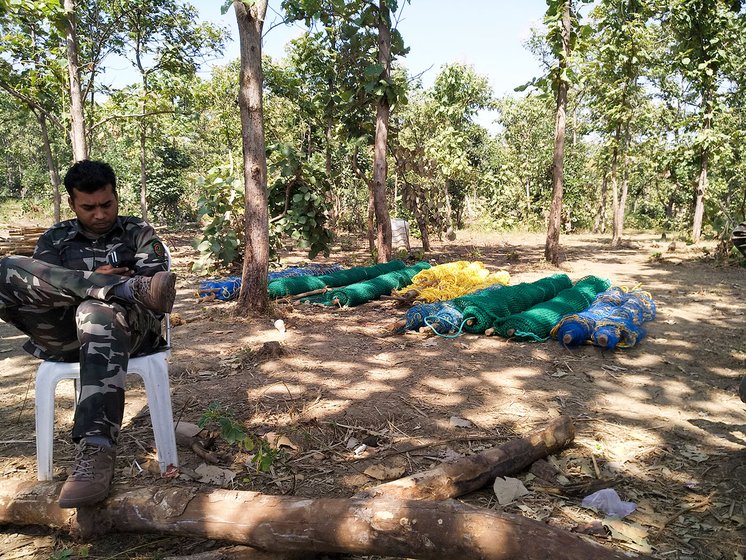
[33,216,168,276]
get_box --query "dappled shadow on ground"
[1,230,745,559]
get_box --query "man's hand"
[95,264,133,276]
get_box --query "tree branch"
[90,110,186,132]
[0,79,64,131]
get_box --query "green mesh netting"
[452,274,572,334]
[493,275,611,341]
[268,260,406,298]
[307,262,432,307]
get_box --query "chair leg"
[132,354,178,473]
[35,364,69,481]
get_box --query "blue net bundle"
[268,260,406,298]
[551,287,627,346]
[198,276,243,301]
[198,264,345,301]
[493,276,611,341]
[308,262,431,307]
[591,289,657,349]
[399,302,464,335]
[551,287,657,349]
[270,263,343,280]
[452,274,572,334]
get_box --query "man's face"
[68,184,119,236]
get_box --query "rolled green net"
[268,260,406,298]
[494,275,611,341]
[453,274,572,334]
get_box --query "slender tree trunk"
[544,0,571,264]
[325,24,338,230]
[610,144,622,247]
[444,181,455,238]
[324,121,337,229]
[37,113,62,223]
[235,0,270,315]
[367,190,376,252]
[692,83,714,244]
[415,196,430,251]
[139,75,148,220]
[593,170,608,234]
[618,166,629,238]
[692,149,708,243]
[371,0,393,263]
[63,0,87,162]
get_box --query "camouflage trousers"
[0,256,163,443]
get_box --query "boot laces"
[69,443,103,480]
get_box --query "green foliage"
[147,145,192,223]
[49,549,72,560]
[198,402,281,473]
[193,166,244,272]
[268,144,334,259]
[193,148,334,271]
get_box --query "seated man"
[0,160,176,508]
[733,221,746,402]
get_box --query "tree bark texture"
[0,481,645,560]
[544,0,571,265]
[235,0,270,315]
[356,416,575,501]
[37,113,62,223]
[372,1,393,263]
[63,0,88,162]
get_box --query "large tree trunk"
[0,481,646,560]
[63,0,88,162]
[544,0,571,265]
[235,0,270,315]
[371,0,393,263]
[357,416,574,501]
[37,113,62,224]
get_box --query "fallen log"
[163,546,306,560]
[0,480,646,560]
[356,415,575,501]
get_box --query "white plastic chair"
[34,246,179,481]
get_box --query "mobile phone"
[106,251,134,269]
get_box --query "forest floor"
[1,227,745,560]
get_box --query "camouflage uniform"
[0,217,169,443]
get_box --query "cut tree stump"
[0,480,647,560]
[357,415,576,501]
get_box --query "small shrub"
[198,402,280,473]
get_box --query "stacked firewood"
[0,226,46,255]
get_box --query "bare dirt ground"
[1,229,745,559]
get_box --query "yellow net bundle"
[393,261,510,303]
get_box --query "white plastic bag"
[581,488,636,518]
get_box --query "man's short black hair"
[64,160,117,198]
